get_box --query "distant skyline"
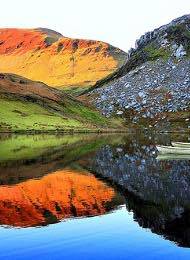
[1,0,190,51]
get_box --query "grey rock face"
[89,59,190,124]
[129,14,190,58]
[175,44,187,58]
[86,15,190,128]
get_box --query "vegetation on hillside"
[0,73,124,133]
[0,96,123,132]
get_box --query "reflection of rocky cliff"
[124,191,190,248]
[81,136,190,247]
[0,169,123,227]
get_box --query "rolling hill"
[0,73,123,132]
[0,28,126,94]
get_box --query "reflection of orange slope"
[0,28,126,88]
[0,169,116,227]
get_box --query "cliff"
[84,15,190,131]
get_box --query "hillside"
[84,15,190,131]
[0,28,126,94]
[0,73,123,132]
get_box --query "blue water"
[0,133,190,259]
[0,206,189,260]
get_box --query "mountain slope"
[0,73,123,132]
[0,28,126,93]
[84,15,190,131]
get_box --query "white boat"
[157,145,190,155]
[171,142,190,148]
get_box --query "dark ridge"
[36,27,63,39]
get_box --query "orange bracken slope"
[0,28,126,89]
[0,169,118,227]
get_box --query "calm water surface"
[0,132,189,259]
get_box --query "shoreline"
[0,128,189,134]
[0,128,129,134]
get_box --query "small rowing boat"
[171,142,190,148]
[157,145,190,155]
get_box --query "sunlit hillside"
[0,28,126,91]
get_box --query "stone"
[175,44,187,59]
[116,111,123,115]
[138,91,146,98]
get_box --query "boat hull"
[157,145,190,155]
[172,142,190,148]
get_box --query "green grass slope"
[0,73,124,132]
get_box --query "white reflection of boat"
[172,142,190,148]
[157,154,190,161]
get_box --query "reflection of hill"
[80,135,190,247]
[0,134,104,163]
[1,132,190,246]
[0,134,109,185]
[0,169,122,227]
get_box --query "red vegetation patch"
[0,28,46,54]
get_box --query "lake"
[0,132,190,259]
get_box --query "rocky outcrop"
[89,14,190,89]
[0,28,126,91]
[134,14,190,52]
[84,15,190,130]
[86,59,190,130]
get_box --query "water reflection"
[0,134,108,185]
[0,133,190,248]
[81,134,190,247]
[0,169,122,227]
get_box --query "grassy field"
[0,96,123,132]
[61,85,90,96]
